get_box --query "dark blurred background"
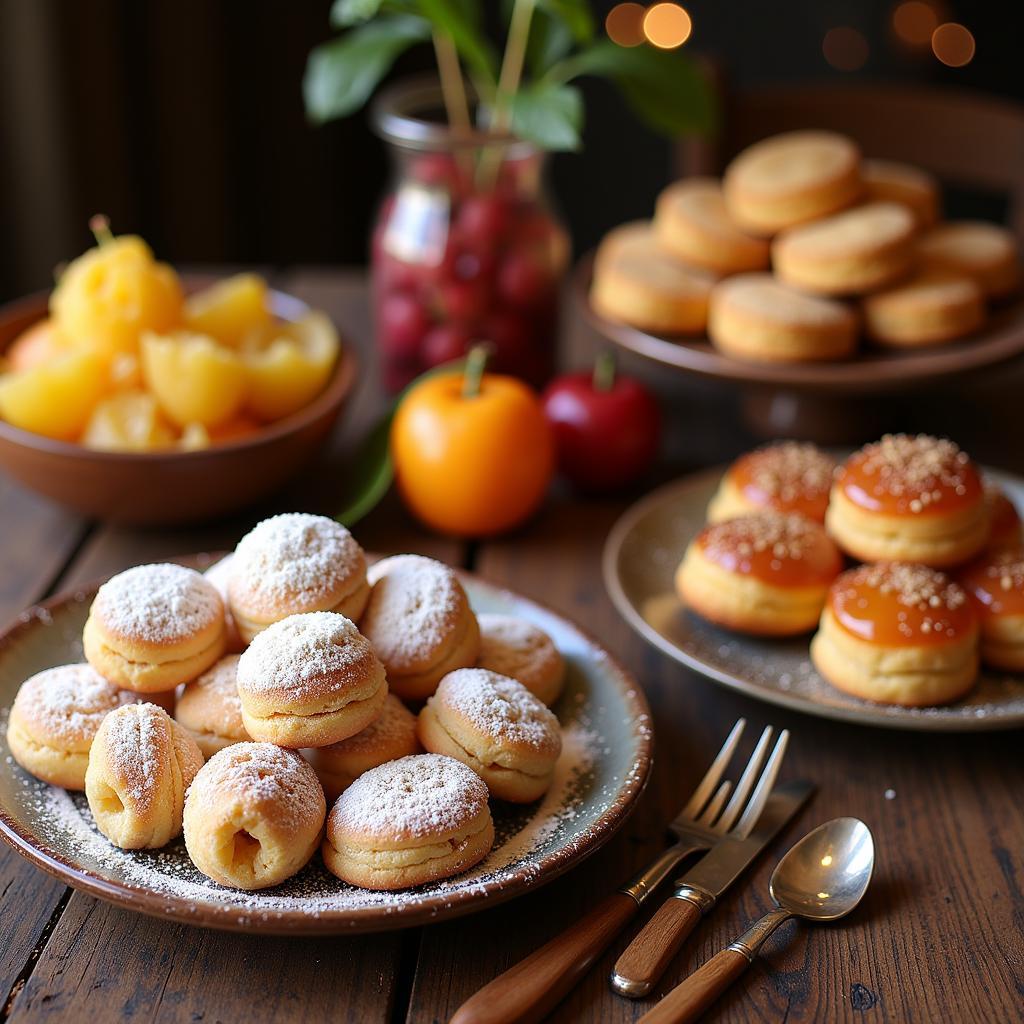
[0,0,1014,301]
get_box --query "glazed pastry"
[304,694,421,802]
[861,159,940,228]
[6,663,136,789]
[418,668,562,803]
[826,434,988,568]
[723,130,863,235]
[590,222,715,335]
[85,702,204,849]
[707,273,858,363]
[959,547,1024,670]
[707,442,836,525]
[183,742,326,890]
[676,512,843,637]
[228,513,370,644]
[204,553,244,653]
[918,221,1020,299]
[863,269,985,347]
[653,178,770,275]
[359,554,480,701]
[236,612,387,748]
[83,563,226,693]
[476,613,566,706]
[811,562,979,706]
[322,753,494,891]
[174,654,250,759]
[772,201,917,296]
[985,484,1022,551]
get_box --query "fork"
[449,718,789,1024]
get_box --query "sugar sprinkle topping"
[742,442,835,505]
[94,563,221,644]
[100,703,168,806]
[329,753,488,841]
[702,511,822,564]
[15,664,132,744]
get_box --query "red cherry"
[478,310,534,373]
[542,355,661,491]
[409,153,468,196]
[440,278,489,324]
[497,251,553,308]
[378,292,431,361]
[457,194,510,248]
[374,252,421,296]
[421,323,472,369]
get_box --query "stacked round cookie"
[676,435,1022,707]
[6,512,568,893]
[591,130,1018,359]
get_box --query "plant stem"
[433,31,472,137]
[593,351,617,393]
[89,214,114,247]
[462,344,490,399]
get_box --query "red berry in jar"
[457,194,510,249]
[378,292,431,361]
[440,277,490,325]
[421,323,472,369]
[497,251,552,309]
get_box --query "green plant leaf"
[304,14,431,123]
[330,0,384,27]
[509,81,583,150]
[526,10,574,75]
[551,41,716,136]
[417,0,498,86]
[537,0,594,42]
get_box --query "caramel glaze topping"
[837,434,982,516]
[732,442,836,523]
[958,546,1024,618]
[697,512,842,587]
[829,562,976,645]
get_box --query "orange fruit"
[391,356,554,536]
[6,319,69,370]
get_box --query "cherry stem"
[593,351,617,393]
[89,214,114,247]
[462,344,490,399]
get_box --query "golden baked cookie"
[918,221,1020,299]
[360,554,480,701]
[591,222,715,335]
[83,563,226,694]
[236,611,387,748]
[862,159,940,228]
[959,547,1024,671]
[827,434,988,568]
[85,702,204,849]
[183,742,326,890]
[174,654,250,759]
[707,442,836,525]
[322,753,494,890]
[6,663,136,789]
[418,668,562,803]
[707,273,858,362]
[863,269,985,347]
[476,613,565,706]
[228,513,370,644]
[304,693,421,802]
[772,201,917,296]
[723,130,863,235]
[676,512,843,637]
[984,484,1022,551]
[653,178,770,275]
[811,563,979,706]
[204,553,245,653]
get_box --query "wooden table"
[1,270,1022,1024]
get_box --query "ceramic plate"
[0,562,652,934]
[604,467,1024,732]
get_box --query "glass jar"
[370,80,570,393]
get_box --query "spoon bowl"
[770,816,875,921]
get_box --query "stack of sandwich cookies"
[958,547,1024,671]
[174,654,250,759]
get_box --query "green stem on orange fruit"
[89,214,114,247]
[462,344,490,399]
[593,351,617,393]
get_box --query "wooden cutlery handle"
[612,896,702,997]
[638,949,750,1024]
[450,892,639,1024]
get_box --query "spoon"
[638,817,875,1024]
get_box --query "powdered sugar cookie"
[174,654,250,759]
[476,614,565,706]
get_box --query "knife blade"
[610,778,814,998]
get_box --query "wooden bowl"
[0,284,358,525]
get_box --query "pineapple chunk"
[82,391,176,452]
[0,351,107,440]
[141,331,247,428]
[184,274,270,348]
[242,312,340,422]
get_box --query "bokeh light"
[643,3,693,50]
[932,22,975,66]
[605,3,646,47]
[823,26,869,71]
[892,1,939,47]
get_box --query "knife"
[610,778,814,998]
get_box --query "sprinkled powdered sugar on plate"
[230,514,365,612]
[94,564,222,644]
